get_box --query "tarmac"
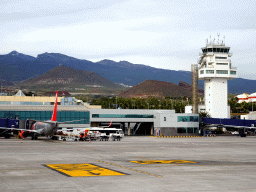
[1,136,256,192]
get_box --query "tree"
[199,111,211,118]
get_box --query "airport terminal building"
[90,109,199,136]
[0,93,199,136]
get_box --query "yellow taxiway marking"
[130,160,197,164]
[45,163,126,177]
[96,160,162,177]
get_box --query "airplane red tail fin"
[51,91,58,121]
[108,118,114,127]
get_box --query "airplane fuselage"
[32,121,58,136]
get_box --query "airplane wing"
[223,125,245,128]
[205,124,248,128]
[0,127,13,134]
[0,127,38,133]
[0,127,39,139]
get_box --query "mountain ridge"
[1,51,256,94]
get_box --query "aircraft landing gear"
[5,135,11,139]
[31,134,38,140]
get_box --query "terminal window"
[92,114,154,118]
[177,116,199,122]
[216,63,228,65]
[206,70,214,74]
[216,70,228,74]
[216,57,227,59]
[177,127,198,133]
[0,111,89,124]
[177,128,186,133]
[187,128,193,133]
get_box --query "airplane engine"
[20,130,29,138]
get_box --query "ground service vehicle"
[80,127,124,141]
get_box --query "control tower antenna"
[217,33,220,45]
[223,36,225,46]
[209,36,212,44]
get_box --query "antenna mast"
[217,33,220,45]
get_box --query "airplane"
[27,91,59,140]
[203,124,252,137]
[0,91,85,140]
[201,117,256,137]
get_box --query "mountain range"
[0,51,256,94]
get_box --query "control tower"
[198,35,237,118]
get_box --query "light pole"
[158,100,161,109]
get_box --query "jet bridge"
[202,117,256,136]
[202,117,256,128]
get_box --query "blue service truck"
[0,118,21,138]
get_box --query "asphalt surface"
[1,136,256,192]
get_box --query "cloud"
[0,0,255,79]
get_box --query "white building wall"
[185,104,230,118]
[90,109,198,128]
[90,109,199,136]
[185,105,206,114]
[227,106,231,118]
[241,112,256,120]
[185,106,192,113]
[155,113,198,128]
[204,78,228,118]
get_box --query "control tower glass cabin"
[198,42,237,118]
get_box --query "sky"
[0,0,255,79]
